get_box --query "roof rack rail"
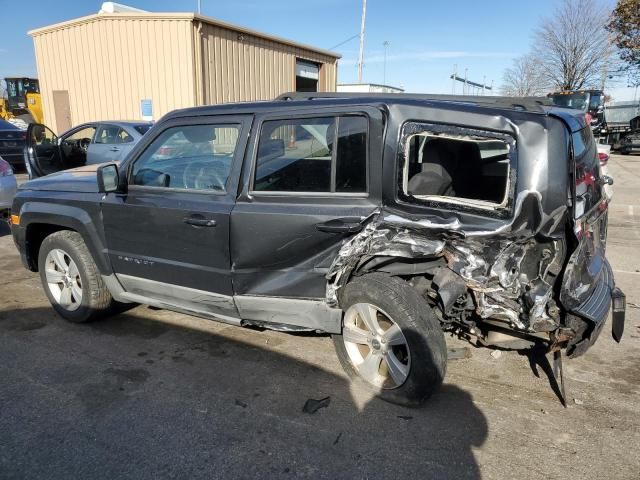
[276,92,554,113]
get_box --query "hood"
[20,164,102,193]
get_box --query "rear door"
[24,123,67,178]
[111,126,138,161]
[88,124,127,164]
[231,106,383,300]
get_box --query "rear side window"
[573,127,602,218]
[95,126,133,144]
[134,125,152,135]
[400,123,513,209]
[253,115,368,194]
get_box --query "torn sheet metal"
[326,189,570,334]
[325,216,446,305]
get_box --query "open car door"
[24,123,68,179]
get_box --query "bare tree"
[534,0,610,90]
[607,0,640,86]
[501,54,549,96]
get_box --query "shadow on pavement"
[0,306,488,479]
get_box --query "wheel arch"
[19,203,111,275]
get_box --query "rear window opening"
[402,129,512,209]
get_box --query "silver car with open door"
[24,121,152,178]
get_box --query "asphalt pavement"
[1,155,639,479]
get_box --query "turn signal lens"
[10,214,19,225]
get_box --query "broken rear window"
[399,123,514,210]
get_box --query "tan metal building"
[29,12,340,132]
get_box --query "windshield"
[6,78,40,98]
[550,92,590,112]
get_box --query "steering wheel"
[79,138,91,152]
[182,161,227,190]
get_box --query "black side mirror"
[97,163,120,193]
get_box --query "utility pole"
[383,41,389,85]
[357,0,367,84]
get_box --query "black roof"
[162,91,586,131]
[276,92,555,113]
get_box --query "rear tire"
[38,230,115,323]
[332,273,447,406]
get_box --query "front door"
[24,123,66,178]
[101,115,252,319]
[231,107,383,302]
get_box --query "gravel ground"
[0,155,639,479]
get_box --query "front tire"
[333,273,447,406]
[38,230,115,323]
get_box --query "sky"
[0,0,636,100]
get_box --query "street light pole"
[383,41,389,85]
[357,0,367,84]
[197,0,201,14]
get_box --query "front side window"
[400,123,513,209]
[253,115,368,193]
[66,126,96,142]
[131,124,240,191]
[30,124,57,146]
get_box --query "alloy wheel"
[44,248,83,311]
[342,303,411,389]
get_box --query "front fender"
[17,202,112,275]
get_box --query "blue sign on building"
[140,99,153,120]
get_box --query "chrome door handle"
[110,147,120,152]
[184,217,217,227]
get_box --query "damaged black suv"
[11,93,626,406]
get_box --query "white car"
[597,142,613,200]
[0,157,18,217]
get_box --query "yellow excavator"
[0,77,44,127]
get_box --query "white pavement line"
[610,203,640,210]
[629,205,635,217]
[613,269,640,275]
